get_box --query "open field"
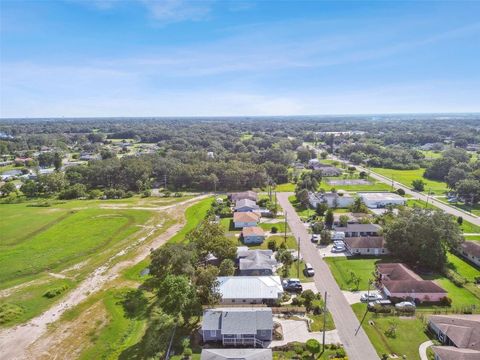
[168,197,213,243]
[352,303,429,360]
[247,235,297,250]
[372,167,448,195]
[275,182,296,192]
[420,150,443,159]
[0,196,199,327]
[321,177,392,192]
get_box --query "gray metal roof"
[202,308,273,334]
[235,199,259,210]
[239,251,277,271]
[201,348,272,360]
[217,276,283,300]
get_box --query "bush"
[104,188,126,199]
[445,269,466,287]
[183,348,192,359]
[43,284,69,298]
[0,303,24,324]
[142,189,151,197]
[174,192,182,197]
[267,239,277,251]
[396,188,405,196]
[271,226,278,234]
[440,296,453,307]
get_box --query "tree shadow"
[121,289,149,319]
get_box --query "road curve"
[277,193,380,360]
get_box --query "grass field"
[168,197,213,243]
[352,303,429,360]
[322,177,392,192]
[420,150,443,159]
[372,168,448,195]
[247,235,297,250]
[324,257,382,290]
[288,195,314,218]
[275,182,296,192]
[447,252,480,282]
[0,197,181,327]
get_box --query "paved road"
[277,193,380,360]
[330,155,480,226]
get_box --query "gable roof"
[202,308,273,334]
[344,236,386,249]
[234,212,260,223]
[242,226,265,237]
[235,199,259,210]
[237,247,273,259]
[230,191,258,202]
[201,348,272,360]
[217,276,283,300]
[430,315,480,350]
[460,241,480,258]
[334,223,381,233]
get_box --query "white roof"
[217,276,283,300]
[358,192,405,201]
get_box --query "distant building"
[344,236,389,256]
[333,223,381,238]
[201,308,273,348]
[308,191,355,209]
[358,192,406,208]
[201,348,272,360]
[235,199,260,212]
[233,212,260,229]
[429,314,480,360]
[458,241,480,267]
[242,226,265,244]
[229,191,258,202]
[377,263,447,302]
[217,276,283,304]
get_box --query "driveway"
[419,340,433,360]
[341,290,383,305]
[277,193,380,360]
[317,244,347,258]
[270,317,341,347]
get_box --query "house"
[242,226,265,244]
[201,348,272,360]
[235,199,260,212]
[318,166,342,177]
[308,191,355,208]
[237,249,278,276]
[201,308,273,348]
[234,212,260,229]
[358,192,406,208]
[217,276,283,304]
[376,263,447,302]
[458,241,480,267]
[333,223,381,237]
[333,212,370,226]
[230,191,258,202]
[429,315,480,360]
[344,236,389,256]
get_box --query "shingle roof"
[230,191,258,202]
[201,348,273,360]
[242,226,265,237]
[431,346,480,360]
[239,251,277,271]
[378,263,447,294]
[430,315,480,350]
[460,241,480,258]
[237,247,273,259]
[217,276,283,300]
[234,212,260,223]
[235,199,260,210]
[344,236,386,249]
[202,308,273,334]
[334,223,382,233]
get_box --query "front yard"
[324,257,384,291]
[352,303,430,360]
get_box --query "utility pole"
[163,174,167,190]
[284,212,287,244]
[165,322,178,360]
[322,291,327,352]
[297,236,301,278]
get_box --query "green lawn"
[322,177,392,192]
[420,275,480,309]
[324,257,382,290]
[308,312,336,331]
[372,168,448,195]
[279,259,314,282]
[288,195,313,218]
[447,252,480,282]
[352,303,430,360]
[168,197,213,243]
[259,221,290,233]
[407,199,437,210]
[275,182,296,192]
[459,220,480,234]
[248,235,297,250]
[464,235,480,242]
[420,150,443,159]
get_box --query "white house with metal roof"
[217,276,283,304]
[358,192,406,208]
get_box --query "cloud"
[139,0,214,24]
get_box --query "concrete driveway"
[317,244,347,258]
[270,317,341,348]
[341,290,383,305]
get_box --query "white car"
[395,301,416,309]
[360,293,383,302]
[331,245,346,253]
[304,263,315,277]
[311,234,321,243]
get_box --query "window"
[232,299,235,303]
[209,330,216,337]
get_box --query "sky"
[1,0,479,118]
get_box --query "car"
[360,293,383,302]
[331,245,346,253]
[395,301,416,309]
[304,263,315,277]
[368,299,392,308]
[333,240,344,246]
[282,278,303,292]
[311,234,320,243]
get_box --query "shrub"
[183,348,192,359]
[271,226,278,234]
[0,303,24,324]
[267,239,277,251]
[445,269,466,287]
[43,284,69,298]
[440,296,453,307]
[396,188,406,196]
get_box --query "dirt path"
[0,195,209,360]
